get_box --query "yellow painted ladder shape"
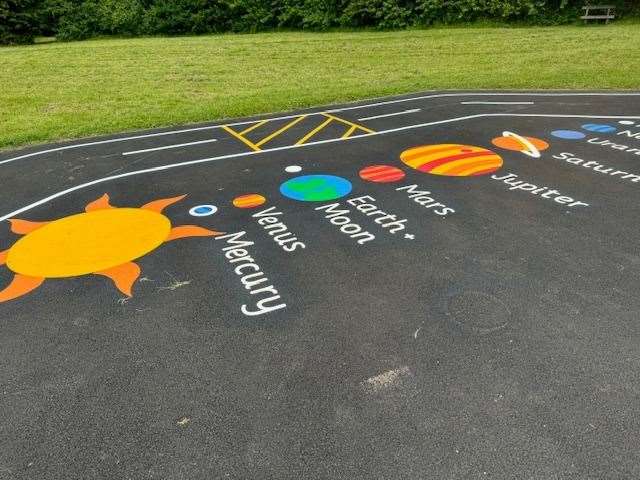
[295,113,374,145]
[222,113,374,151]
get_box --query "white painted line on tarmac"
[0,126,226,166]
[461,101,535,105]
[324,92,640,114]
[358,109,421,121]
[3,92,640,167]
[122,138,218,156]
[4,111,640,223]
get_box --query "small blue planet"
[551,130,586,140]
[189,204,218,216]
[582,123,616,133]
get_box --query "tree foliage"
[0,0,636,45]
[1,0,40,44]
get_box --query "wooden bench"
[581,4,616,24]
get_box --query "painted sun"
[0,194,223,303]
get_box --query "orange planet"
[232,194,266,209]
[400,144,503,177]
[491,132,549,158]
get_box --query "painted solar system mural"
[2,119,636,310]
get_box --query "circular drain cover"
[445,291,511,335]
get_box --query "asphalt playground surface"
[2,91,640,479]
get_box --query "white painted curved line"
[461,101,534,105]
[501,131,541,158]
[325,92,640,114]
[0,125,225,166]
[2,92,640,167]
[358,109,421,120]
[2,112,639,223]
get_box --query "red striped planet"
[359,165,406,183]
[400,144,503,177]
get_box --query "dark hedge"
[1,0,637,44]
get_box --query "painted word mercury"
[215,231,286,317]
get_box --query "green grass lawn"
[2,25,640,150]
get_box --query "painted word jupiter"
[491,173,589,208]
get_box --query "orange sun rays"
[0,194,224,303]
